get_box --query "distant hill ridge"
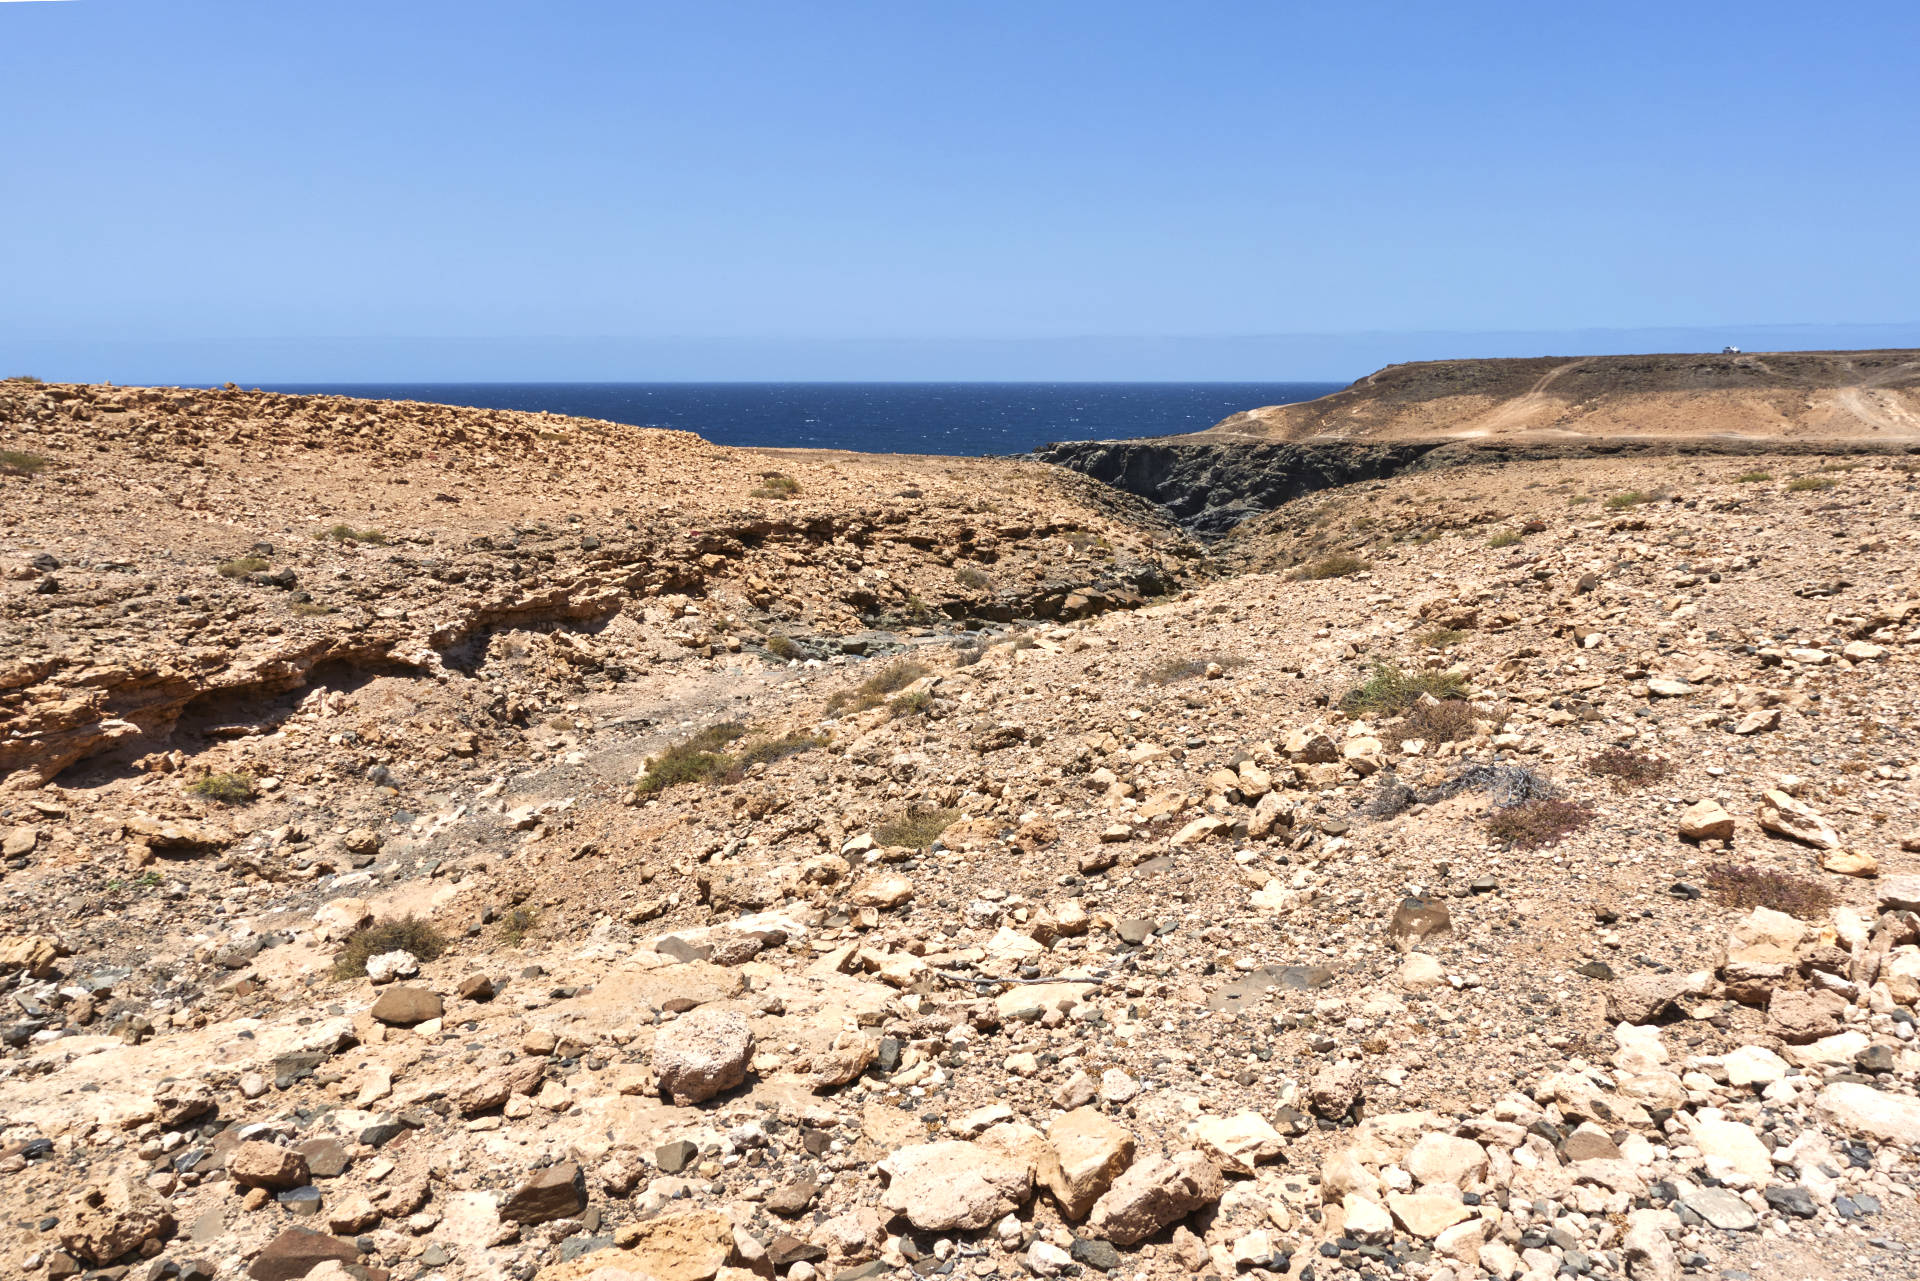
[1202,348,1920,443]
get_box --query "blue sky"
[3,1,1916,381]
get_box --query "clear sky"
[3,1,1917,381]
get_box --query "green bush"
[1604,490,1654,510]
[634,723,747,794]
[750,473,801,498]
[1786,475,1835,492]
[319,524,390,544]
[218,556,270,578]
[765,633,799,660]
[335,916,449,978]
[500,906,537,946]
[1293,553,1371,581]
[1,449,55,476]
[1735,470,1772,483]
[1488,530,1523,548]
[954,565,993,590]
[735,731,829,770]
[874,806,959,850]
[827,660,929,715]
[1340,663,1470,714]
[1416,627,1466,648]
[187,772,256,804]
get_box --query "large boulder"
[60,1177,175,1266]
[1084,1151,1223,1245]
[1816,1083,1920,1146]
[1757,790,1841,849]
[1040,1108,1136,1220]
[247,1228,359,1281]
[879,1140,1033,1231]
[1766,988,1847,1045]
[652,1008,754,1106]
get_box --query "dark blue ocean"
[252,382,1342,456]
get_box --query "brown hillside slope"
[1205,349,1920,443]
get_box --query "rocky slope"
[1037,351,1920,536]
[3,379,1920,1281]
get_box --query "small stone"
[878,1141,1033,1231]
[229,1142,310,1191]
[368,985,443,1027]
[245,1228,358,1281]
[655,1139,699,1173]
[498,1162,586,1225]
[1677,800,1734,842]
[1680,1186,1757,1231]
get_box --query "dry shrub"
[334,916,448,978]
[1139,653,1241,686]
[1586,748,1676,791]
[1401,699,1479,743]
[1705,862,1837,916]
[1486,798,1594,849]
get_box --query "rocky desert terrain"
[3,373,1920,1281]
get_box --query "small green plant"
[1605,490,1654,510]
[290,601,337,616]
[1341,663,1470,714]
[1786,475,1835,492]
[333,916,449,978]
[2,449,58,476]
[827,661,929,715]
[319,524,390,544]
[750,472,801,499]
[634,722,748,794]
[1816,461,1864,473]
[5,375,44,384]
[889,689,932,719]
[1488,530,1523,548]
[500,906,537,946]
[1416,627,1466,648]
[187,772,256,804]
[1568,494,1595,506]
[1485,798,1594,849]
[764,633,800,660]
[1705,861,1837,916]
[1401,698,1480,743]
[1293,553,1371,581]
[874,805,959,850]
[218,556,270,578]
[1735,470,1772,483]
[954,565,993,590]
[1586,748,1675,791]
